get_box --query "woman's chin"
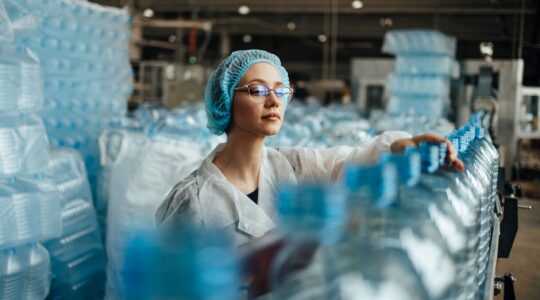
[260,124,282,136]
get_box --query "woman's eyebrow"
[247,78,267,84]
[247,79,284,86]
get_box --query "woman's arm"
[278,131,463,183]
[278,131,411,182]
[390,134,465,171]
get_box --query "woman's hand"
[390,134,465,172]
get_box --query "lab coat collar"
[196,143,277,239]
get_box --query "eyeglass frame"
[234,83,294,103]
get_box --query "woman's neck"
[212,129,265,194]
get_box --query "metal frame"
[484,214,500,300]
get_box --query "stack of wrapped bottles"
[10,0,133,194]
[383,29,459,117]
[1,1,108,299]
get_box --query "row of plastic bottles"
[271,111,498,300]
[0,46,44,112]
[369,110,455,136]
[386,95,447,118]
[388,74,450,97]
[395,55,458,77]
[382,29,457,56]
[266,102,372,147]
[38,16,131,46]
[116,111,498,300]
[3,0,129,44]
[43,149,107,300]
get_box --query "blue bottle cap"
[464,125,476,140]
[436,142,446,165]
[419,142,441,173]
[475,127,485,139]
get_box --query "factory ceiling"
[90,0,540,84]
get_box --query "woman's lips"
[262,113,281,121]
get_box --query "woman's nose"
[264,91,281,108]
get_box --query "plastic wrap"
[103,130,204,300]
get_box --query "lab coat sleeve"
[278,130,412,182]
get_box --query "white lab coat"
[154,131,411,247]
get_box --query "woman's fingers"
[390,138,416,154]
[411,134,465,172]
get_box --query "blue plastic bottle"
[123,225,239,300]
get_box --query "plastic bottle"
[0,46,44,112]
[0,113,49,176]
[123,225,240,300]
[0,176,62,248]
[0,247,25,299]
[24,243,51,300]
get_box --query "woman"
[155,49,463,246]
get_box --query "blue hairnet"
[204,49,290,135]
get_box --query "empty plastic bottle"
[0,175,62,249]
[0,113,50,176]
[0,46,44,113]
[0,247,25,299]
[0,243,51,300]
[24,243,51,300]
[46,149,90,205]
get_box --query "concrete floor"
[495,198,540,300]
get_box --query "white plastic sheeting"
[100,129,205,300]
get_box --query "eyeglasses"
[234,83,294,103]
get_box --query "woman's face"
[229,63,287,137]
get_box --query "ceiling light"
[318,34,328,43]
[287,22,296,31]
[480,42,494,57]
[142,8,154,18]
[351,0,363,9]
[242,34,252,43]
[238,5,250,15]
[379,17,393,27]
